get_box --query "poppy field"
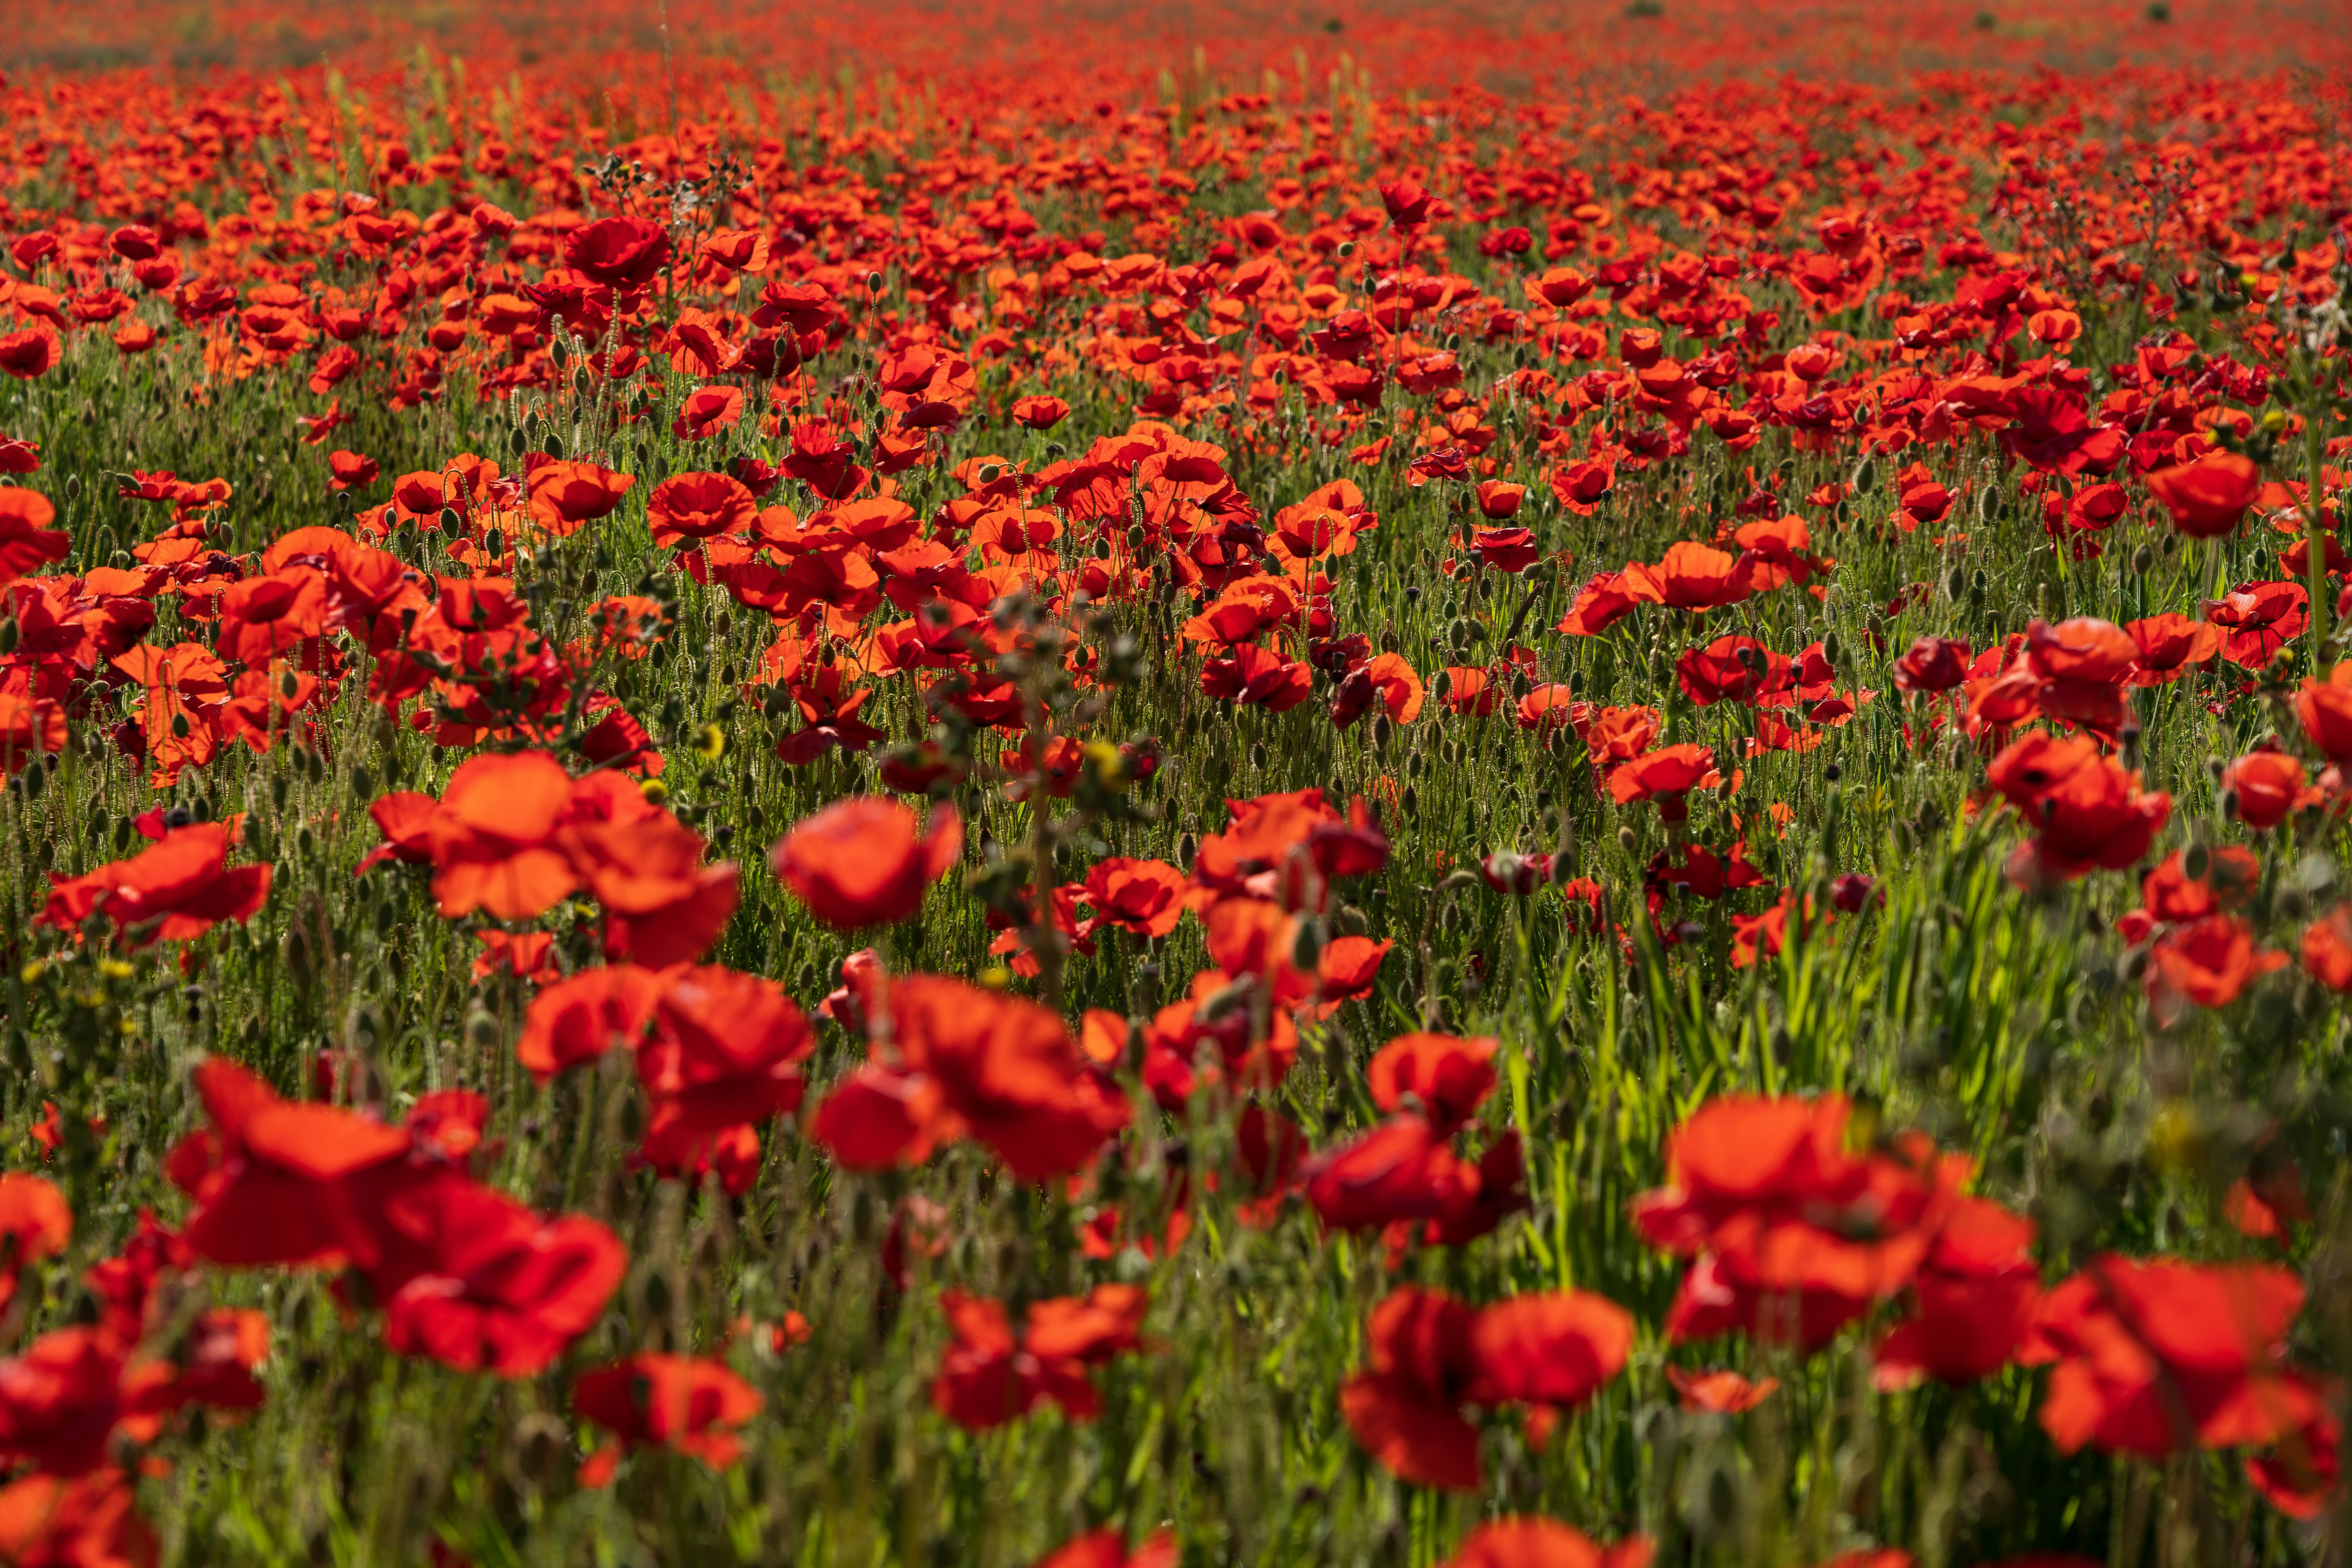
[1,1,2351,1563]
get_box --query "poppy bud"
[1290,918,1324,972]
[1617,826,1637,854]
[510,1413,569,1492]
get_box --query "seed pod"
[283,926,316,1002]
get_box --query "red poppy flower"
[2032,1255,2323,1460]
[932,1285,1147,1431]
[1632,1094,1973,1349]
[1029,1529,1179,1568]
[377,1181,624,1377]
[2222,749,2310,829]
[1011,395,1069,430]
[1550,457,1614,515]
[1666,1367,1778,1413]
[635,964,815,1183]
[2301,903,2352,992]
[0,330,58,380]
[2296,664,2352,762]
[1556,570,1643,637]
[2204,580,2307,667]
[0,488,69,586]
[573,1353,760,1485]
[1315,935,1392,1009]
[217,567,328,666]
[1474,480,1527,520]
[1471,525,1539,573]
[1892,635,1969,695]
[1575,704,1661,765]
[1480,850,1555,894]
[1623,541,1748,612]
[2024,616,2136,685]
[41,824,271,944]
[526,460,634,535]
[0,1469,154,1566]
[1340,1284,1632,1492]
[770,796,961,929]
[815,973,1128,1180]
[2124,613,2221,685]
[1082,857,1187,937]
[414,751,583,919]
[516,964,668,1080]
[1367,1033,1497,1135]
[2147,915,2287,1009]
[325,449,379,490]
[1606,744,1720,820]
[2146,452,2261,538]
[647,470,756,546]
[1985,732,2170,882]
[562,216,674,290]
[673,383,745,441]
[1301,1113,1467,1230]
[1201,643,1313,711]
[1441,1518,1653,1568]
[1873,1197,2043,1388]
[1677,636,1792,706]
[0,1175,71,1312]
[165,1058,414,1269]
